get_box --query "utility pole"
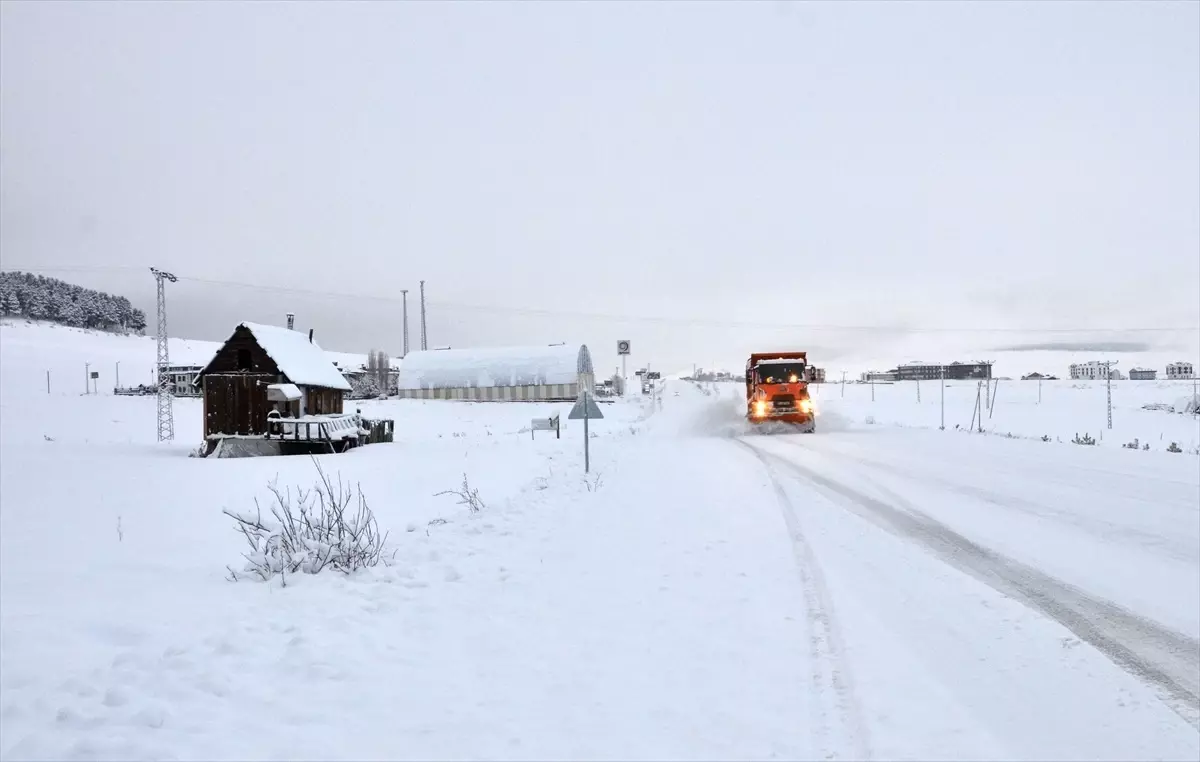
[982,360,994,409]
[150,267,178,442]
[400,289,410,357]
[116,361,121,390]
[419,280,428,351]
[85,362,90,395]
[939,364,945,430]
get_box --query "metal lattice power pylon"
[150,267,178,442]
[1104,360,1118,430]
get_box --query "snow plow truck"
[745,351,816,432]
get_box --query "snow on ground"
[808,377,1200,452]
[2,323,1198,760]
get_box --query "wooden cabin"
[194,322,353,442]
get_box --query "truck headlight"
[754,401,767,416]
[799,399,814,413]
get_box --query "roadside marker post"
[568,391,604,473]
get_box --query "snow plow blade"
[747,416,815,434]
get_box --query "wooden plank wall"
[303,386,344,416]
[203,374,273,437]
[203,326,281,375]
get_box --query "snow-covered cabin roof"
[396,344,593,390]
[197,322,353,391]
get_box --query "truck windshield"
[756,363,805,383]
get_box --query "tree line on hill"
[0,271,147,333]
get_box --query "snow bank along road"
[2,369,1198,760]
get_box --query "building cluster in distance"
[851,360,1196,384]
[859,361,992,383]
[1067,361,1194,381]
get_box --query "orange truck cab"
[745,351,816,432]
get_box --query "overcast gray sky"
[2,0,1197,375]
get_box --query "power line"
[4,265,1197,335]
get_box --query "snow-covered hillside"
[0,319,389,398]
[1,322,1197,760]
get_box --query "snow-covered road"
[2,357,1198,759]
[605,384,1200,760]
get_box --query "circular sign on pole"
[617,340,631,355]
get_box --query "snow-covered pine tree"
[21,287,43,319]
[60,298,85,326]
[0,289,19,316]
[103,299,121,329]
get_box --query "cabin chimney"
[286,312,295,330]
[308,328,314,344]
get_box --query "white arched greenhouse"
[394,344,595,401]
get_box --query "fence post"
[46,370,51,395]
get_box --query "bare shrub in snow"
[1123,438,1140,450]
[223,457,392,583]
[434,473,485,513]
[583,472,603,492]
[1073,433,1096,446]
[1167,442,1183,453]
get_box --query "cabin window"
[237,348,252,370]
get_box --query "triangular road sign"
[568,392,604,420]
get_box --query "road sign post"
[569,391,604,473]
[617,340,631,396]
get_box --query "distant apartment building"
[886,361,993,381]
[164,364,203,396]
[1021,372,1058,381]
[807,367,826,383]
[1069,361,1119,380]
[1166,362,1195,380]
[860,370,897,382]
[1128,368,1157,381]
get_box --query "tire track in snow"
[782,438,1198,564]
[735,441,873,761]
[749,439,1200,730]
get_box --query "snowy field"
[808,377,1200,453]
[2,322,1198,761]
